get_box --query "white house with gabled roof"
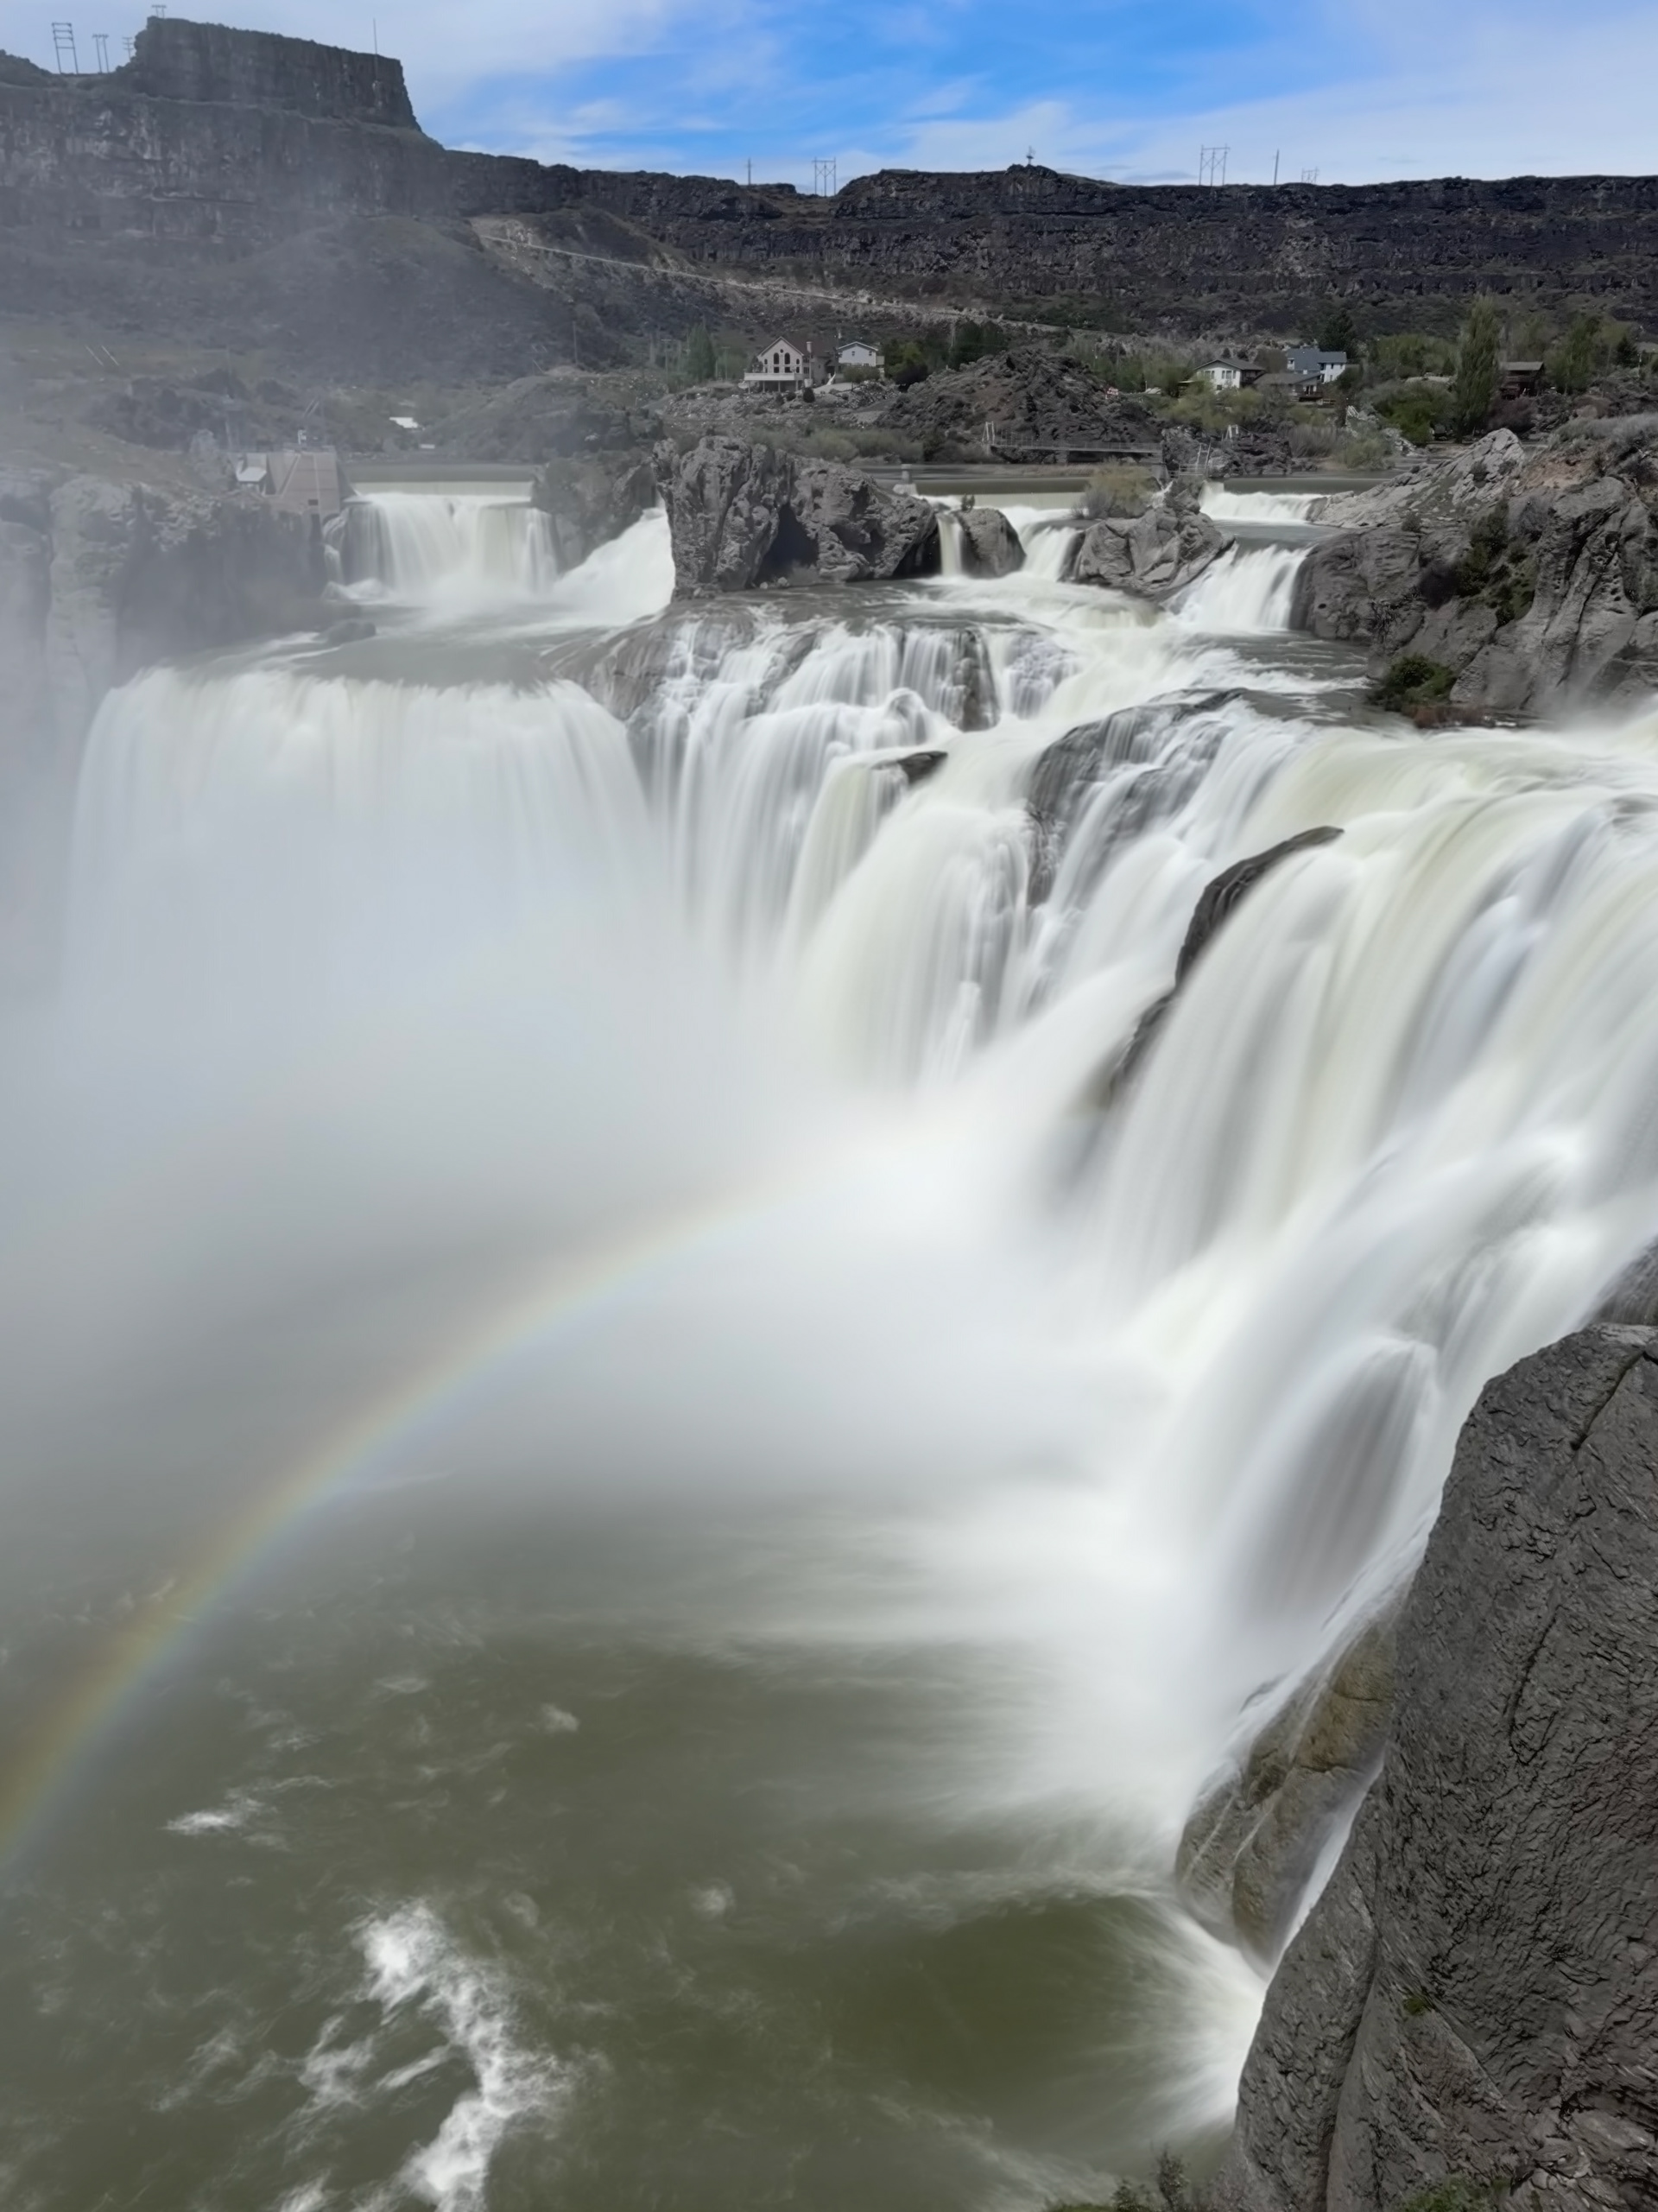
[744,337,813,389]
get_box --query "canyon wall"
[3,19,1658,333]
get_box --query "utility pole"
[746,157,752,187]
[1272,149,1280,186]
[51,22,79,71]
[92,29,109,67]
[1300,167,1319,184]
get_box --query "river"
[1,482,1655,2211]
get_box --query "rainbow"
[0,1188,761,1869]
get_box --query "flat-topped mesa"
[115,14,421,131]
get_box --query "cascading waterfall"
[339,490,560,600]
[16,485,1658,2206]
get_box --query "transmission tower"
[1198,144,1229,187]
[121,32,134,54]
[51,21,79,71]
[92,29,109,67]
[812,158,837,197]
[1300,166,1319,184]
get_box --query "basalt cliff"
[4,17,1658,383]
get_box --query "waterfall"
[31,508,1658,2158]
[1199,485,1323,525]
[1174,544,1306,632]
[339,491,560,600]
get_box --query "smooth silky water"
[4,487,1658,2211]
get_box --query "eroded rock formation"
[1295,422,1658,716]
[1218,1325,1658,2212]
[653,437,940,596]
[1066,479,1230,600]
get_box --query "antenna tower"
[50,21,79,70]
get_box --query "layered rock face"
[1295,424,1658,716]
[116,16,419,128]
[654,437,940,595]
[0,472,322,758]
[1218,1326,1658,2212]
[1066,479,1230,599]
[5,24,1658,331]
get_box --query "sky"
[5,0,1658,187]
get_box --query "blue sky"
[6,0,1658,184]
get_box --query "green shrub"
[1369,332,1457,381]
[1376,380,1453,447]
[1372,654,1457,713]
[1393,2179,1500,2212]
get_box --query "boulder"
[954,504,1025,577]
[1066,494,1229,599]
[1218,1326,1658,2212]
[653,437,940,596]
[1177,1604,1397,1963]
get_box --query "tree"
[887,339,932,389]
[1318,298,1359,356]
[1452,296,1501,435]
[1548,312,1603,393]
[684,323,716,383]
[949,320,987,370]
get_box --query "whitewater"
[4,483,1658,2212]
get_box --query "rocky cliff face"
[1218,1325,1658,2212]
[5,22,1658,340]
[1295,424,1658,716]
[654,436,940,595]
[115,16,420,130]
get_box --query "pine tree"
[684,323,716,383]
[1317,298,1358,356]
[1452,296,1501,435]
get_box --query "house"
[1256,370,1326,402]
[1500,360,1544,396]
[1199,356,1262,391]
[836,339,883,376]
[744,337,813,389]
[1286,345,1350,384]
[265,447,345,519]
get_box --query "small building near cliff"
[1286,345,1349,384]
[836,339,883,376]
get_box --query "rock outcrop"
[953,505,1025,578]
[877,348,1159,461]
[1065,479,1230,599]
[532,453,656,569]
[1178,1605,1398,1963]
[1218,1325,1658,2212]
[1294,422,1658,716]
[654,437,940,596]
[3,475,323,757]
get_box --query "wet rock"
[954,504,1025,577]
[46,476,325,749]
[1065,496,1230,600]
[1102,827,1343,1101]
[1218,1325,1658,2212]
[1178,1604,1398,1963]
[320,615,377,644]
[1174,826,1345,983]
[654,436,940,597]
[892,749,947,784]
[532,452,656,567]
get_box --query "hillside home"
[836,339,883,375]
[744,337,813,389]
[1199,356,1262,390]
[1286,345,1349,383]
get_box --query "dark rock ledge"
[1215,1325,1658,2212]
